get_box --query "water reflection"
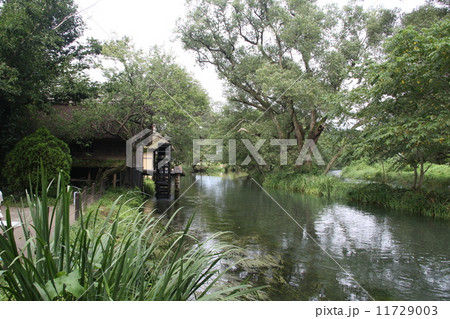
[152,174,450,301]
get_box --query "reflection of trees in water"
[148,174,450,300]
[314,205,450,300]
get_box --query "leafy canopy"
[0,0,94,180]
[178,0,397,172]
[356,19,450,188]
[78,38,211,163]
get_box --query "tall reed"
[0,170,259,300]
[263,171,449,219]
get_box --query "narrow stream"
[150,174,450,301]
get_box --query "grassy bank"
[341,161,450,190]
[0,173,259,300]
[263,171,449,219]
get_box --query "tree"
[0,0,94,180]
[3,127,72,193]
[178,0,396,171]
[402,1,449,30]
[356,19,450,189]
[79,38,211,163]
[0,0,84,104]
[47,38,102,105]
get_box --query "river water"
[151,174,450,301]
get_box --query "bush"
[3,127,71,194]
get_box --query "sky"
[74,0,428,103]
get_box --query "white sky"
[74,0,428,103]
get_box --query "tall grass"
[263,171,347,198]
[143,178,155,197]
[345,183,449,219]
[263,171,449,219]
[0,170,259,300]
[342,160,450,190]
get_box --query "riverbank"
[0,182,258,301]
[263,171,449,220]
[341,161,450,190]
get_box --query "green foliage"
[342,160,387,181]
[0,0,84,104]
[342,160,450,189]
[93,187,146,213]
[0,171,260,300]
[263,170,449,219]
[345,184,449,219]
[0,0,87,167]
[3,128,72,194]
[402,2,449,30]
[48,64,101,105]
[263,170,347,198]
[143,178,155,197]
[75,37,211,163]
[0,276,7,301]
[179,0,393,167]
[354,19,450,189]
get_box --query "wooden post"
[82,186,87,209]
[74,192,81,220]
[113,173,117,188]
[171,166,183,195]
[91,183,96,202]
[174,174,181,193]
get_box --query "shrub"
[3,127,71,194]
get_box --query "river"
[150,174,450,301]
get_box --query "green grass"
[0,276,6,301]
[93,187,145,211]
[0,170,260,300]
[143,178,155,197]
[345,183,449,219]
[2,194,58,208]
[263,171,347,198]
[341,160,450,190]
[263,170,450,220]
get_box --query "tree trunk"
[412,164,418,190]
[287,101,304,151]
[269,111,285,139]
[417,150,425,190]
[323,145,346,175]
